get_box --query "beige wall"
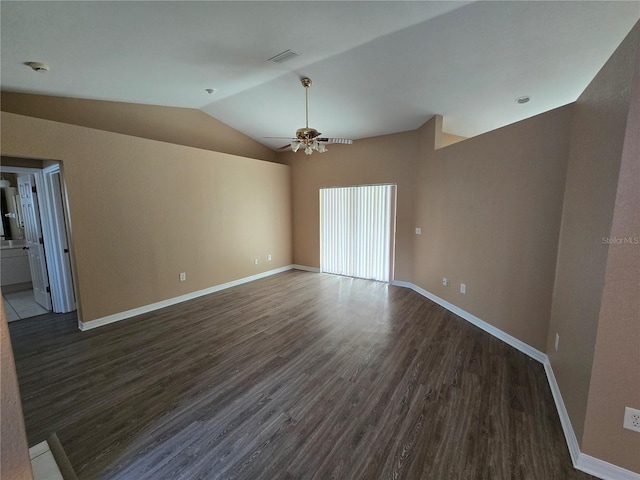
[280,130,418,282]
[547,22,639,458]
[439,132,467,148]
[1,112,291,324]
[1,92,277,163]
[580,25,640,472]
[1,304,33,480]
[413,108,571,352]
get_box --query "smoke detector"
[25,62,50,73]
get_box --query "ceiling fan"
[266,77,353,155]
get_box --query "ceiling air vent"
[268,49,299,64]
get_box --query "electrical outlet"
[415,227,422,235]
[267,254,272,261]
[442,277,450,286]
[555,334,560,351]
[179,272,186,282]
[623,407,640,432]
[254,258,259,265]
[460,283,466,294]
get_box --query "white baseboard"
[292,264,321,273]
[577,454,640,480]
[546,362,639,479]
[391,280,640,480]
[391,280,546,363]
[543,358,581,465]
[79,265,294,331]
[390,280,413,289]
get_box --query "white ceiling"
[2,1,639,149]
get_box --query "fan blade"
[317,138,353,145]
[264,136,296,140]
[277,144,292,150]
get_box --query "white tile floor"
[29,440,64,480]
[2,289,50,321]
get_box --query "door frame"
[1,164,77,313]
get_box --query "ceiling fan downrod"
[293,77,323,154]
[302,77,312,129]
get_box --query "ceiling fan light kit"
[291,138,327,155]
[268,77,353,156]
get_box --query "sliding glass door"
[320,184,396,282]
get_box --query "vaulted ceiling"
[1,1,638,149]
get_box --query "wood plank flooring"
[8,270,595,479]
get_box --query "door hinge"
[64,248,69,253]
[46,286,51,293]
[32,186,37,193]
[39,237,44,245]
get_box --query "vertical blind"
[320,184,395,282]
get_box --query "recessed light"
[516,96,531,104]
[25,61,50,73]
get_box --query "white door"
[43,167,76,312]
[18,174,52,310]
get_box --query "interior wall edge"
[579,20,640,472]
[545,21,640,463]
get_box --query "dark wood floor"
[9,270,595,479]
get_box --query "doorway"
[320,184,397,283]
[1,161,76,320]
